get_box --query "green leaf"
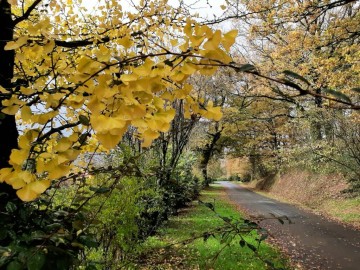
[72,220,85,230]
[6,261,23,270]
[164,59,173,67]
[78,133,89,145]
[0,228,7,241]
[89,187,111,194]
[236,64,256,72]
[282,79,304,92]
[85,262,98,270]
[203,232,212,242]
[71,241,85,249]
[283,70,310,85]
[264,260,275,268]
[247,243,257,252]
[53,210,69,217]
[323,88,351,103]
[30,230,47,241]
[248,221,258,227]
[351,87,360,93]
[79,235,99,248]
[5,202,17,213]
[27,252,46,270]
[239,239,246,247]
[259,233,268,241]
[221,216,232,223]
[204,202,214,211]
[45,223,62,231]
[79,115,90,126]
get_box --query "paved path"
[219,181,360,270]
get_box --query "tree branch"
[37,121,80,142]
[13,0,42,25]
[54,37,110,48]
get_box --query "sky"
[81,0,228,20]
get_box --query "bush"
[242,172,252,182]
[228,174,241,181]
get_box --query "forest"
[0,0,359,269]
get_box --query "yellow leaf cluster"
[3,0,235,201]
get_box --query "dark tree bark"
[0,1,19,200]
[200,123,223,186]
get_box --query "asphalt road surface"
[219,181,360,270]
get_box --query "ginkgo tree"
[0,0,238,202]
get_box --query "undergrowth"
[137,184,290,269]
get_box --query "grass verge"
[321,197,360,227]
[137,184,290,269]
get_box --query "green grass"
[138,184,290,269]
[321,197,360,225]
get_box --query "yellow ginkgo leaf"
[203,30,221,51]
[7,0,17,5]
[20,87,36,95]
[43,40,55,54]
[91,115,127,134]
[54,137,73,152]
[2,105,20,115]
[141,129,160,147]
[4,36,27,50]
[190,35,206,47]
[132,118,148,129]
[170,39,178,46]
[17,185,39,202]
[171,71,186,82]
[204,106,223,121]
[155,109,176,123]
[9,149,28,166]
[133,58,154,77]
[6,171,34,189]
[222,30,238,51]
[96,132,125,149]
[120,73,138,83]
[118,36,133,48]
[0,168,13,183]
[18,130,37,149]
[58,149,80,163]
[161,91,175,101]
[181,62,198,75]
[77,56,93,73]
[21,106,32,122]
[29,179,51,194]
[48,164,70,179]
[36,159,47,173]
[184,18,192,37]
[33,111,58,125]
[157,122,171,132]
[0,86,9,93]
[199,66,218,76]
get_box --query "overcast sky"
[81,0,227,20]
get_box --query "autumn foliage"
[0,0,237,201]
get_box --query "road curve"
[219,181,360,270]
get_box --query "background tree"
[219,0,360,190]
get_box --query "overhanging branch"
[13,0,42,25]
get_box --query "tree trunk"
[0,1,19,200]
[200,125,222,186]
